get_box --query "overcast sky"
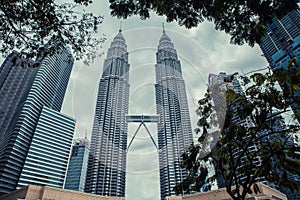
[0,1,268,200]
[59,2,268,199]
[58,1,269,200]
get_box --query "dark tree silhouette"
[174,72,300,200]
[109,0,299,46]
[0,0,105,63]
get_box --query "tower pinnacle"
[162,22,165,34]
[119,21,122,32]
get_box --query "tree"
[109,0,299,46]
[0,0,105,63]
[174,72,300,200]
[272,57,300,120]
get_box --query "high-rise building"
[208,73,248,126]
[208,72,299,200]
[259,12,300,199]
[0,51,38,142]
[205,72,247,190]
[259,10,300,65]
[155,29,193,200]
[259,10,300,118]
[85,30,130,197]
[208,73,263,185]
[17,107,75,189]
[65,137,90,192]
[0,45,75,196]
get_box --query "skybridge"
[126,115,159,152]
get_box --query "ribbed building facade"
[65,138,90,192]
[17,107,75,188]
[155,30,193,200]
[85,30,129,197]
[0,45,75,196]
[0,51,37,143]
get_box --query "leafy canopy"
[0,0,105,63]
[174,71,300,200]
[109,0,299,46]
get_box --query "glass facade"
[155,30,193,200]
[17,107,75,188]
[208,73,262,186]
[259,10,300,118]
[85,30,130,197]
[209,73,299,199]
[0,44,75,196]
[260,10,300,64]
[65,138,89,192]
[0,51,37,144]
[259,12,300,198]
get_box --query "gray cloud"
[0,1,270,199]
[57,13,270,199]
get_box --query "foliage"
[0,0,105,63]
[272,58,300,120]
[109,0,299,46]
[174,71,300,200]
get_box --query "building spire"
[85,129,88,139]
[119,21,122,32]
[162,22,165,34]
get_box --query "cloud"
[126,171,160,200]
[60,9,269,199]
[0,1,269,199]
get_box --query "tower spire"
[162,22,165,34]
[119,21,122,32]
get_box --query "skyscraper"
[259,10,300,117]
[208,72,262,183]
[0,51,37,143]
[85,30,130,197]
[259,10,300,65]
[65,137,90,192]
[208,72,299,199]
[0,44,75,196]
[17,107,75,189]
[259,10,300,199]
[155,29,193,200]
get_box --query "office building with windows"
[208,72,263,184]
[65,138,90,192]
[0,51,38,143]
[85,30,130,197]
[0,44,75,196]
[259,12,300,199]
[155,29,194,200]
[259,10,300,118]
[17,107,75,189]
[208,72,300,199]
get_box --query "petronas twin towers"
[85,30,129,196]
[85,28,193,200]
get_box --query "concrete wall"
[165,183,287,200]
[0,185,125,200]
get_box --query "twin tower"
[84,29,194,200]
